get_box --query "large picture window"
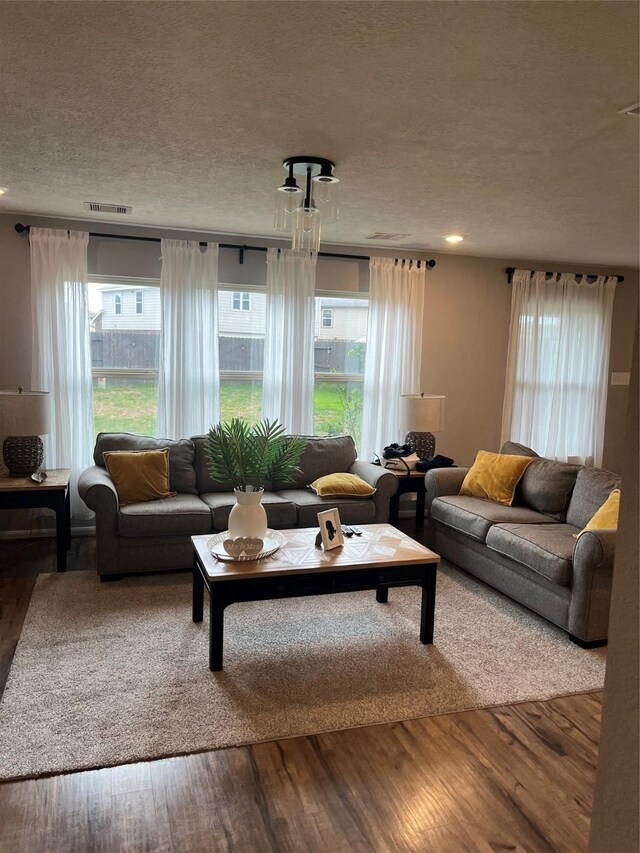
[89,279,368,442]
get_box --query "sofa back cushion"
[191,435,235,493]
[93,432,197,494]
[500,441,540,458]
[566,467,622,530]
[516,458,582,520]
[273,435,358,490]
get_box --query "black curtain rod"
[14,224,436,268]
[506,266,624,284]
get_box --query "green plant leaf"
[205,418,305,491]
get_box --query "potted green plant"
[205,418,306,539]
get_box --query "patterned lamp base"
[2,435,44,477]
[404,431,436,461]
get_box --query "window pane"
[92,377,158,436]
[314,381,364,441]
[89,282,159,436]
[218,290,265,424]
[314,297,368,449]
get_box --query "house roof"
[0,1,637,265]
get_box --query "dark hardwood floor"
[0,528,602,853]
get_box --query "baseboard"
[0,526,96,540]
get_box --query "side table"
[387,468,427,528]
[0,469,71,571]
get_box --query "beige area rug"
[0,564,605,780]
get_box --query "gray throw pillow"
[517,459,582,520]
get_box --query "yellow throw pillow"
[575,489,621,538]
[104,449,176,505]
[310,473,376,498]
[459,450,534,506]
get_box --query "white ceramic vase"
[228,488,268,540]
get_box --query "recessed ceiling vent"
[367,232,412,241]
[618,103,640,116]
[84,201,132,214]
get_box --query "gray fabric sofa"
[424,443,620,645]
[78,432,398,579]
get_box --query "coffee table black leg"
[192,558,204,622]
[420,568,437,644]
[388,494,400,527]
[209,596,225,672]
[376,586,389,603]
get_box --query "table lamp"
[399,393,446,460]
[0,388,50,477]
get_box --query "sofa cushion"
[431,496,550,543]
[566,467,622,530]
[191,435,236,494]
[94,433,197,494]
[486,522,581,586]
[500,441,540,457]
[577,488,621,538]
[273,435,357,490]
[460,450,534,506]
[200,492,297,530]
[515,459,581,520]
[104,449,175,505]
[118,494,212,537]
[310,473,376,498]
[276,488,376,527]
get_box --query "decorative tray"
[208,529,285,562]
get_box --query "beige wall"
[1,212,638,474]
[589,323,639,852]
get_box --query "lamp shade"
[399,393,445,435]
[0,390,50,436]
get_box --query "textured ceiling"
[0,1,638,265]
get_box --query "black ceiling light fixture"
[274,156,339,252]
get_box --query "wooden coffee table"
[191,523,440,671]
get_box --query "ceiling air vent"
[84,201,132,214]
[367,232,412,241]
[618,103,640,116]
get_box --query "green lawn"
[93,380,363,443]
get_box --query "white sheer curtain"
[30,228,94,522]
[262,248,316,434]
[359,257,426,460]
[501,268,617,466]
[156,239,220,439]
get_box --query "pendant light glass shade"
[276,158,337,250]
[312,174,339,224]
[291,206,321,253]
[274,183,303,232]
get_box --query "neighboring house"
[100,285,160,331]
[98,286,366,342]
[315,298,368,342]
[93,285,367,373]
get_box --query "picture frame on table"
[317,508,344,550]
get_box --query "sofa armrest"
[349,461,399,523]
[78,466,119,515]
[424,467,469,516]
[569,529,616,642]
